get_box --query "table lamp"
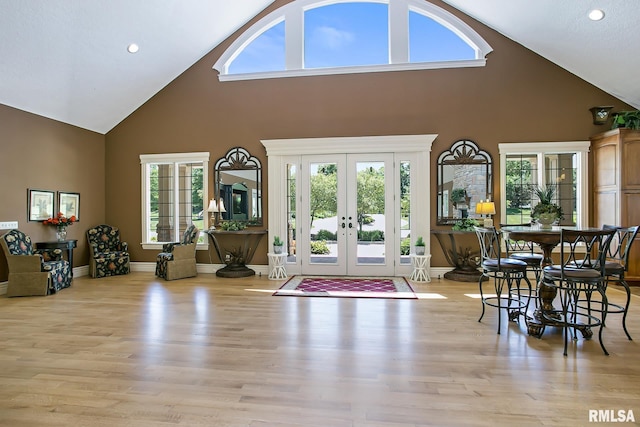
[208,198,227,228]
[217,198,226,222]
[207,199,218,229]
[476,199,496,227]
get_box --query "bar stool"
[474,226,533,334]
[600,225,639,340]
[542,228,616,356]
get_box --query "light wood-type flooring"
[1,273,639,426]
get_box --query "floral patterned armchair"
[155,224,200,280]
[86,224,130,278]
[0,229,72,296]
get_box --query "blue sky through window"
[228,21,285,74]
[409,11,474,61]
[228,2,476,74]
[305,3,388,68]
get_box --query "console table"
[431,230,482,282]
[35,240,78,277]
[205,230,266,277]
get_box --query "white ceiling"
[0,0,638,134]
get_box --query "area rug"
[273,276,417,299]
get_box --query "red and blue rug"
[273,276,417,299]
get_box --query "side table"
[410,253,431,282]
[267,252,288,280]
[35,240,78,277]
[205,230,266,277]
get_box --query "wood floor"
[1,273,639,427]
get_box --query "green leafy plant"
[219,220,247,231]
[314,229,337,241]
[531,184,564,220]
[611,110,640,130]
[451,218,479,231]
[451,188,466,202]
[400,237,411,255]
[273,236,283,246]
[415,236,425,246]
[310,240,330,254]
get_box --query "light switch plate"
[0,221,19,229]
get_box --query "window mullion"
[389,0,408,64]
[285,8,303,69]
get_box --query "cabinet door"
[622,191,640,282]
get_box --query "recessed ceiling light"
[127,43,139,54]
[588,9,605,21]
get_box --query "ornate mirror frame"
[437,139,492,225]
[214,147,262,226]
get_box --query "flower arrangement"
[43,212,77,230]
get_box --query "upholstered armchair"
[86,224,131,278]
[0,229,72,296]
[155,224,200,280]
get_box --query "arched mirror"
[437,139,492,225]
[214,147,262,226]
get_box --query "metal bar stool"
[542,228,616,356]
[599,225,639,340]
[474,226,533,334]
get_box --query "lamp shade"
[479,201,496,216]
[207,199,218,212]
[218,198,226,213]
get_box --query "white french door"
[262,135,435,278]
[298,154,395,275]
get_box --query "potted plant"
[451,188,467,204]
[531,184,564,229]
[611,110,640,130]
[414,236,425,255]
[273,236,284,254]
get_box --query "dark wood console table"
[35,240,78,277]
[431,230,483,282]
[205,230,266,277]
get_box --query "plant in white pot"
[531,184,564,229]
[414,236,426,255]
[273,236,284,254]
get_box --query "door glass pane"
[309,162,338,264]
[356,161,385,264]
[400,161,411,265]
[287,163,297,263]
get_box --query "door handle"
[348,216,353,228]
[341,216,346,229]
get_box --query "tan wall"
[2,0,634,277]
[0,104,105,280]
[106,0,631,268]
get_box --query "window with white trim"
[214,0,492,81]
[140,152,209,248]
[499,142,590,227]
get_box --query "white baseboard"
[1,264,447,295]
[130,262,270,277]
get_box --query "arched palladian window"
[213,0,492,81]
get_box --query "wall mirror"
[437,139,492,225]
[214,147,262,226]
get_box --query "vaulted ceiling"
[0,1,638,134]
